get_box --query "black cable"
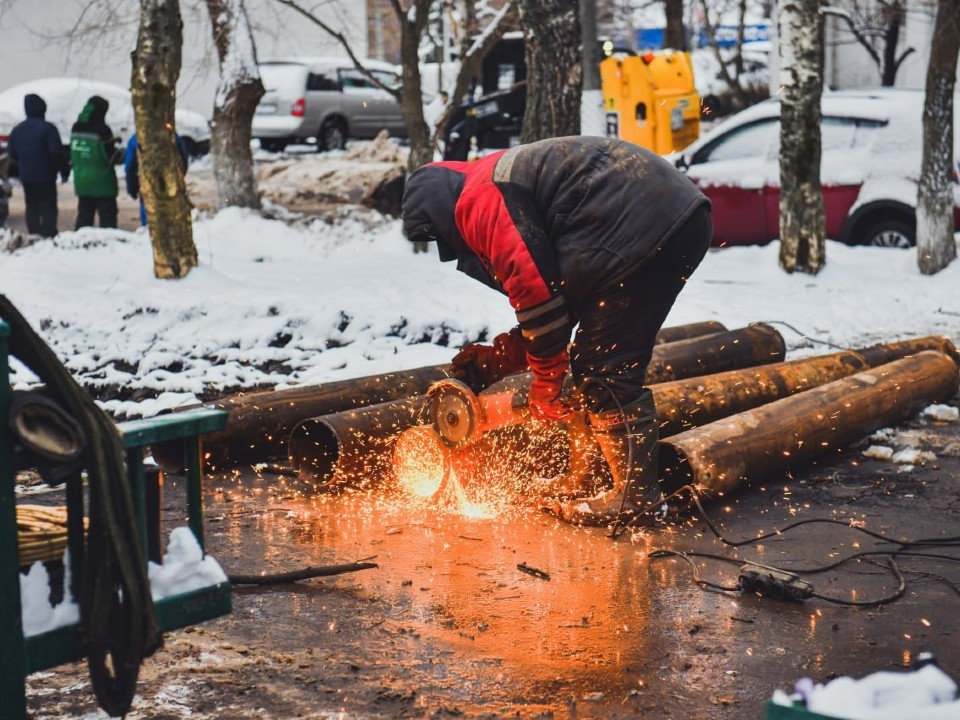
[760,320,847,350]
[645,485,958,607]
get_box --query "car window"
[766,116,885,156]
[307,73,339,92]
[340,70,375,90]
[370,70,400,91]
[691,118,778,164]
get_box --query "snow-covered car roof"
[689,88,927,151]
[0,77,210,145]
[262,57,401,75]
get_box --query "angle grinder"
[425,379,530,448]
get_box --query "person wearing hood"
[70,95,120,229]
[401,136,712,528]
[7,93,69,237]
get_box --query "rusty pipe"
[644,323,785,383]
[152,321,726,472]
[658,351,960,497]
[288,396,425,486]
[655,320,727,344]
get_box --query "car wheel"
[861,217,915,249]
[319,119,347,152]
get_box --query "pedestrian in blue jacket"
[125,132,189,226]
[7,94,69,237]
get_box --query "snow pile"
[771,665,960,719]
[3,207,960,421]
[20,554,79,637]
[19,529,226,637]
[923,403,960,422]
[861,445,894,461]
[148,527,228,600]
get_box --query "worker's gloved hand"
[527,349,572,423]
[451,327,528,392]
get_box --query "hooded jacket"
[401,136,709,361]
[70,96,119,198]
[7,94,68,184]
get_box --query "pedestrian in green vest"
[70,96,120,229]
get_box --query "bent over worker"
[401,136,712,527]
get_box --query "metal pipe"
[658,351,960,497]
[654,320,727,344]
[292,324,786,482]
[288,396,425,486]
[153,364,451,472]
[153,321,725,472]
[645,323,786,383]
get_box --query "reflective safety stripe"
[516,295,566,323]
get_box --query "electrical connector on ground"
[738,563,814,602]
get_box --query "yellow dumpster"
[601,50,700,154]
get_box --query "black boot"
[527,412,611,502]
[553,390,664,527]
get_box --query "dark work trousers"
[22,182,59,238]
[569,204,713,412]
[75,196,118,230]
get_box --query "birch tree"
[518,0,582,142]
[132,0,197,279]
[916,0,960,275]
[204,0,265,209]
[778,0,826,274]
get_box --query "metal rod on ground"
[152,322,727,473]
[658,351,960,497]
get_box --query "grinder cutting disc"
[427,379,483,448]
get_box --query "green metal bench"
[0,319,232,718]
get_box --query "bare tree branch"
[822,6,882,69]
[272,0,401,99]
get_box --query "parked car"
[0,77,211,170]
[252,57,407,152]
[673,88,960,248]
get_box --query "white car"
[0,77,211,165]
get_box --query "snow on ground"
[2,209,960,420]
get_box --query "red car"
[673,89,960,248]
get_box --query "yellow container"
[600,51,700,154]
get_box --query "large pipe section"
[644,323,785,383]
[289,325,784,483]
[288,396,426,486]
[658,351,960,497]
[152,322,726,472]
[651,335,957,436]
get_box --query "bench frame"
[0,319,231,718]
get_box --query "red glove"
[527,349,572,422]
[451,327,528,391]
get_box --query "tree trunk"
[700,0,748,107]
[663,0,686,50]
[204,0,264,209]
[131,0,197,279]
[400,0,434,170]
[916,0,960,275]
[518,0,582,143]
[778,0,826,275]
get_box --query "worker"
[401,136,711,527]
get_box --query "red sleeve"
[454,179,552,312]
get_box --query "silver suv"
[252,57,407,152]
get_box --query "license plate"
[256,104,278,115]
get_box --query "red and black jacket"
[402,136,708,363]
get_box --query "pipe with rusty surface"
[153,321,728,472]
[290,325,785,483]
[288,396,426,486]
[650,335,958,437]
[659,351,960,497]
[644,323,785,383]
